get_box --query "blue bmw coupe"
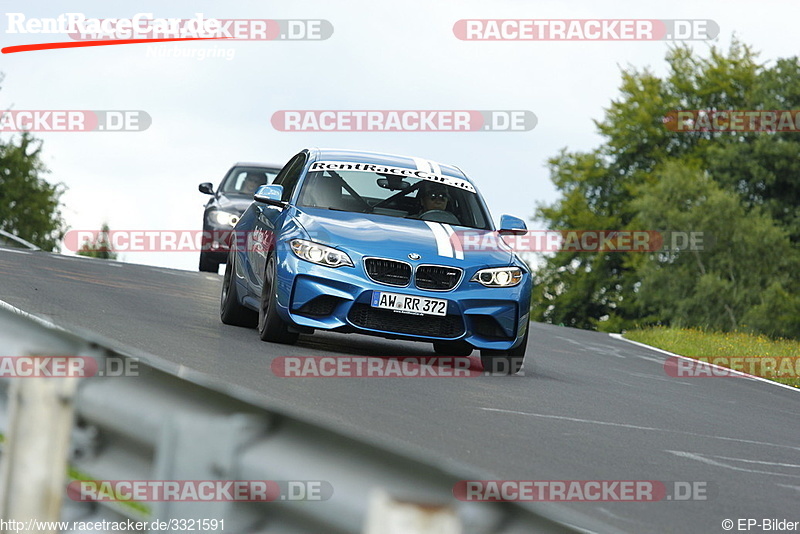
[220,148,531,374]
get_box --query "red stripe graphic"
[2,37,228,54]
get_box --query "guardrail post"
[362,488,462,534]
[0,375,78,533]
[151,412,270,531]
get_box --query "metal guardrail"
[0,229,40,251]
[0,302,601,534]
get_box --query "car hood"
[293,208,513,266]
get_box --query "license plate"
[370,291,448,316]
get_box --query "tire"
[433,341,473,356]
[199,252,220,273]
[258,254,299,344]
[220,251,258,327]
[480,326,529,375]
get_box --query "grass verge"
[624,327,800,388]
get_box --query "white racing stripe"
[441,224,464,260]
[412,156,432,174]
[424,221,453,258]
[415,159,466,260]
[413,157,443,178]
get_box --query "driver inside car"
[416,182,451,216]
[241,172,265,196]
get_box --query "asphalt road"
[2,249,798,533]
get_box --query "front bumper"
[201,223,239,263]
[274,251,530,350]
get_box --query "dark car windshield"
[220,167,279,196]
[296,168,491,230]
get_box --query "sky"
[1,0,798,272]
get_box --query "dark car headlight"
[209,210,240,227]
[471,267,523,287]
[290,239,353,268]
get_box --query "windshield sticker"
[308,161,476,193]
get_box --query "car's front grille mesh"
[415,265,462,291]
[470,315,513,340]
[296,296,340,317]
[364,258,411,287]
[348,304,465,338]
[364,258,463,291]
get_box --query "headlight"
[471,267,523,287]
[290,239,353,268]
[209,210,239,227]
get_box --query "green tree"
[76,223,118,260]
[0,130,67,251]
[630,161,800,334]
[533,40,800,337]
[532,151,635,329]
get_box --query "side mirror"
[254,184,286,208]
[498,214,527,236]
[198,182,214,195]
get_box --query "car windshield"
[220,167,279,195]
[296,168,491,230]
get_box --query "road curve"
[1,249,798,533]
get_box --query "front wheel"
[258,255,299,344]
[480,326,528,375]
[199,252,220,273]
[220,251,257,327]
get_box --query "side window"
[274,153,308,201]
[231,170,246,189]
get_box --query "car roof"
[231,162,283,170]
[308,148,472,183]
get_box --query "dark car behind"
[198,162,281,272]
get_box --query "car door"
[248,152,308,294]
